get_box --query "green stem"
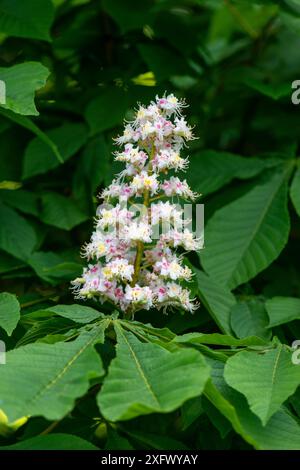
[39,419,60,436]
[130,145,155,287]
[21,295,59,309]
[149,194,164,203]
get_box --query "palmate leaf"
[0,321,109,422]
[97,322,210,421]
[200,167,292,289]
[224,346,300,425]
[265,296,300,327]
[205,360,300,450]
[0,292,20,336]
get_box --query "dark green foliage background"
[1,0,300,451]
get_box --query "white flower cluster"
[72,93,202,315]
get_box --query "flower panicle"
[72,93,202,316]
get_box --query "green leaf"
[28,251,67,283]
[0,434,98,450]
[28,252,83,283]
[44,304,105,324]
[188,150,278,196]
[22,123,88,179]
[231,298,271,340]
[102,0,153,33]
[0,109,63,163]
[105,428,134,450]
[40,192,88,230]
[280,10,300,36]
[132,71,156,87]
[119,322,178,353]
[0,181,21,190]
[204,379,251,444]
[200,168,291,289]
[85,88,129,135]
[42,261,83,281]
[0,62,50,115]
[290,388,300,418]
[0,189,38,216]
[17,316,76,347]
[122,429,188,450]
[0,323,108,422]
[0,0,54,41]
[205,361,300,450]
[0,201,37,261]
[265,296,300,327]
[0,251,24,275]
[80,136,110,192]
[121,320,176,345]
[224,346,300,425]
[173,332,268,347]
[138,44,190,81]
[180,397,203,431]
[0,292,20,336]
[243,77,291,100]
[202,396,232,438]
[290,165,300,216]
[194,269,235,334]
[97,323,210,421]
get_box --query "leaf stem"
[39,419,60,436]
[20,295,59,309]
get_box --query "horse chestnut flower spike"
[72,93,202,317]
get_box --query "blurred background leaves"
[1,0,300,450]
[0,0,299,308]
